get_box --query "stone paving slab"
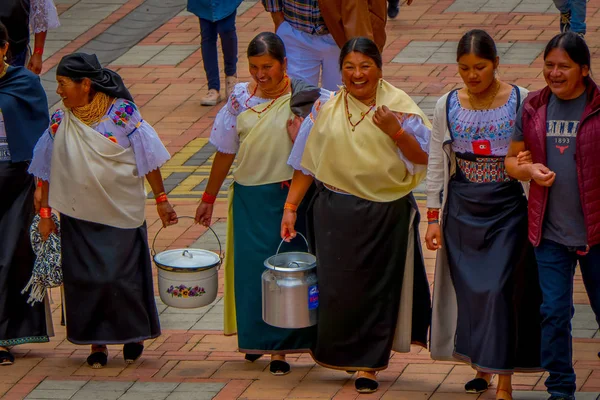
[445,0,557,13]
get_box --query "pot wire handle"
[276,232,309,255]
[151,216,222,261]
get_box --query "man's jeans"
[553,0,587,34]
[199,11,238,92]
[534,239,600,398]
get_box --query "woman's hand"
[157,201,178,228]
[529,163,556,187]
[517,150,532,165]
[195,202,214,227]
[425,223,442,251]
[39,217,57,241]
[287,116,304,143]
[34,185,42,212]
[373,105,403,136]
[281,209,297,242]
[27,53,43,75]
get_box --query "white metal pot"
[152,217,222,309]
[262,233,318,329]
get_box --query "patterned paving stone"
[112,45,167,66]
[147,44,200,65]
[445,0,556,13]
[392,41,546,65]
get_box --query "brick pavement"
[5,0,600,398]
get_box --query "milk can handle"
[151,216,222,261]
[276,232,309,255]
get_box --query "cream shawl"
[49,108,146,229]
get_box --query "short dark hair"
[247,32,286,64]
[0,22,7,47]
[338,37,382,71]
[457,29,497,63]
[544,32,591,73]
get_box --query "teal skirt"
[232,182,316,354]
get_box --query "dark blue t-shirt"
[513,91,587,246]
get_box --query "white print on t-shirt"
[547,120,579,155]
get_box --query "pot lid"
[154,249,220,272]
[264,251,316,272]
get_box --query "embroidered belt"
[456,157,513,183]
[323,183,350,195]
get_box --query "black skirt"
[60,214,160,344]
[0,162,49,346]
[308,185,430,371]
[444,173,542,372]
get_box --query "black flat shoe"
[269,360,291,376]
[87,350,108,369]
[0,350,14,366]
[245,354,263,362]
[355,377,379,393]
[465,377,491,393]
[123,343,144,364]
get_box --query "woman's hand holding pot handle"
[39,217,57,241]
[157,201,178,228]
[281,209,297,242]
[195,202,214,227]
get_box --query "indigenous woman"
[281,37,432,394]
[29,52,178,368]
[194,32,320,375]
[426,30,542,400]
[0,22,52,366]
[506,32,600,400]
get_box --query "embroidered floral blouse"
[31,0,61,33]
[209,82,277,154]
[288,89,432,176]
[29,98,170,181]
[448,87,517,157]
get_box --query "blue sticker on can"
[308,285,319,310]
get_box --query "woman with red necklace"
[281,37,432,393]
[195,32,321,376]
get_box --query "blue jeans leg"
[578,244,600,327]
[553,0,586,33]
[199,18,220,91]
[216,11,238,78]
[534,239,577,398]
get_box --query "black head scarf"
[56,53,134,102]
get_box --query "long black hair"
[338,37,382,70]
[544,32,591,78]
[456,29,497,63]
[0,22,8,48]
[247,32,286,64]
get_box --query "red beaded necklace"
[244,77,290,117]
[344,89,376,131]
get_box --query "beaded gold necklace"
[244,77,290,118]
[344,89,376,132]
[0,62,9,80]
[467,79,501,110]
[71,92,113,126]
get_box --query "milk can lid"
[264,251,316,272]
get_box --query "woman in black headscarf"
[0,21,52,366]
[29,52,178,368]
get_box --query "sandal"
[86,348,108,369]
[244,354,263,363]
[465,377,493,394]
[0,350,14,366]
[496,388,512,400]
[355,377,379,393]
[269,359,291,376]
[123,343,144,364]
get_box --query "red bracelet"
[39,207,52,219]
[33,47,43,56]
[426,209,440,221]
[202,191,217,205]
[37,180,43,187]
[284,202,298,212]
[390,129,405,142]
[155,194,168,204]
